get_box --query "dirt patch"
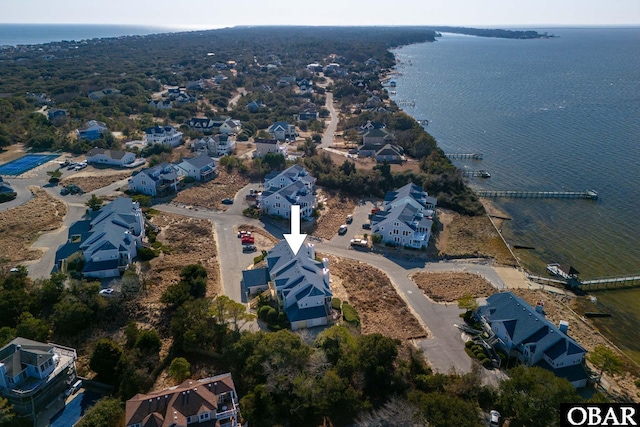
[411,272,497,303]
[61,171,132,193]
[0,187,67,263]
[323,254,428,341]
[236,223,279,247]
[173,169,250,211]
[0,144,26,163]
[436,209,516,266]
[309,190,357,240]
[235,141,254,157]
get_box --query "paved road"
[320,91,338,150]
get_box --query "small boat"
[479,170,491,178]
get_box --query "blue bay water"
[392,28,640,279]
[0,24,175,46]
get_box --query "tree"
[15,312,49,342]
[135,329,162,355]
[90,339,123,383]
[46,169,62,184]
[588,345,623,383]
[211,295,256,332]
[86,194,103,210]
[0,397,15,425]
[457,293,479,312]
[168,357,191,383]
[75,398,124,427]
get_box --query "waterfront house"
[475,292,589,388]
[54,197,145,278]
[383,182,437,215]
[359,127,395,146]
[129,163,179,197]
[176,153,217,182]
[243,242,332,330]
[88,88,121,101]
[125,373,241,427]
[374,144,403,163]
[76,120,108,141]
[254,138,287,158]
[268,122,298,141]
[360,120,386,131]
[0,338,77,420]
[144,125,183,147]
[263,164,315,191]
[260,180,316,220]
[371,203,433,249]
[86,148,137,167]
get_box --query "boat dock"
[395,100,415,108]
[527,273,640,291]
[477,190,598,200]
[462,170,491,178]
[446,153,484,160]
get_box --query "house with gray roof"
[260,180,316,220]
[243,242,333,330]
[0,338,77,419]
[374,143,403,163]
[129,163,179,196]
[267,122,298,141]
[144,125,183,147]
[263,164,315,191]
[88,88,120,101]
[55,197,145,278]
[475,292,589,388]
[383,182,437,216]
[191,134,236,157]
[254,138,287,158]
[86,148,137,167]
[371,203,433,249]
[176,153,216,182]
[76,120,108,141]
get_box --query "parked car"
[242,244,257,252]
[338,224,348,235]
[241,235,255,244]
[489,410,501,426]
[60,187,70,195]
[238,230,251,238]
[362,222,371,230]
[350,238,369,247]
[346,214,353,224]
[99,288,114,296]
[222,198,234,205]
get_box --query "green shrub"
[137,247,156,261]
[0,192,17,203]
[482,358,494,369]
[342,302,360,325]
[257,305,271,321]
[465,347,475,358]
[465,340,475,349]
[331,298,342,311]
[371,234,382,244]
[266,307,279,324]
[253,254,265,264]
[243,207,261,219]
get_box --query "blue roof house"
[475,292,589,388]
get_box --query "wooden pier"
[527,273,640,292]
[462,170,491,178]
[477,190,598,200]
[445,153,484,160]
[395,100,415,108]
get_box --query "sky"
[1,0,639,28]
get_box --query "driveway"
[320,92,338,150]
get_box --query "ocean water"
[392,28,640,279]
[0,24,175,46]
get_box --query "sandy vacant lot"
[411,272,497,303]
[309,190,357,240]
[61,170,132,193]
[0,187,67,264]
[324,254,428,341]
[174,169,250,211]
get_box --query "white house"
[383,182,437,216]
[144,125,183,147]
[371,203,433,249]
[192,134,236,157]
[219,118,242,135]
[86,148,137,167]
[475,292,589,388]
[176,153,216,182]
[76,120,108,141]
[267,122,297,141]
[263,164,316,191]
[148,99,172,109]
[259,180,316,220]
[129,163,179,196]
[54,197,145,278]
[254,138,287,158]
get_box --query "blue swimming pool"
[0,154,59,176]
[49,390,101,427]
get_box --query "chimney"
[323,268,330,285]
[307,243,315,260]
[558,320,569,334]
[322,258,329,269]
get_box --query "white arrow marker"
[284,205,307,255]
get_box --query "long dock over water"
[526,274,640,291]
[446,153,484,160]
[477,190,598,200]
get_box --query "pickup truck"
[350,238,369,248]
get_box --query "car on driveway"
[241,235,255,244]
[99,288,114,296]
[238,230,251,238]
[222,198,234,205]
[338,224,348,235]
[242,244,257,252]
[346,214,353,224]
[362,222,371,230]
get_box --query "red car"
[241,235,255,244]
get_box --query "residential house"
[213,75,227,84]
[176,153,217,182]
[86,148,137,167]
[213,62,227,70]
[371,203,433,249]
[475,292,589,388]
[191,134,236,157]
[247,100,265,113]
[268,122,297,141]
[383,182,437,216]
[296,109,319,121]
[359,127,395,147]
[374,144,403,163]
[125,373,241,427]
[360,120,386,131]
[297,78,313,94]
[0,178,15,195]
[263,164,316,191]
[166,88,182,99]
[174,92,196,104]
[46,108,67,121]
[219,118,242,135]
[254,138,287,158]
[76,120,108,141]
[27,92,52,106]
[0,338,77,419]
[144,125,183,147]
[243,242,333,330]
[278,76,295,87]
[54,197,145,278]
[187,117,217,133]
[148,99,172,110]
[366,96,383,108]
[260,180,316,220]
[129,163,179,197]
[88,88,121,101]
[307,63,322,72]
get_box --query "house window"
[142,180,146,185]
[392,229,398,235]
[275,203,281,208]
[199,413,210,421]
[403,230,410,236]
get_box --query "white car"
[489,410,501,426]
[99,288,115,296]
